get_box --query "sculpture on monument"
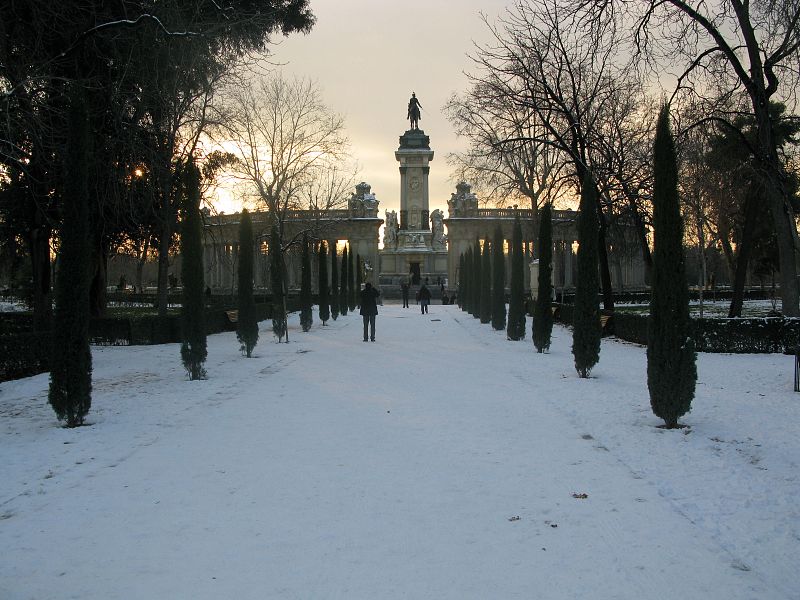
[384,210,398,247]
[447,181,479,217]
[407,92,422,130]
[430,209,447,249]
[349,182,379,217]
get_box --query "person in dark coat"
[359,282,381,341]
[401,281,410,308]
[418,283,431,314]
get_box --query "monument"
[379,93,448,287]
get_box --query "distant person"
[401,281,410,308]
[441,292,449,305]
[359,282,381,342]
[418,283,431,314]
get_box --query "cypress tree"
[471,239,481,318]
[49,94,92,426]
[318,242,330,325]
[572,172,602,377]
[179,160,208,379]
[356,253,362,308]
[330,244,339,320]
[348,246,356,311]
[491,226,506,331]
[237,209,259,356]
[480,236,492,323]
[340,245,348,316]
[270,225,286,341]
[461,248,470,312]
[300,233,313,332]
[507,214,526,340]
[458,252,465,310]
[533,202,554,352]
[648,106,697,428]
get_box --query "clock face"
[409,176,421,191]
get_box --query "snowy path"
[1,303,797,599]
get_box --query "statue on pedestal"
[430,208,446,248]
[384,210,398,247]
[407,92,422,130]
[349,181,379,217]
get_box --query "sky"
[215,0,511,218]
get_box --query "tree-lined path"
[1,305,796,598]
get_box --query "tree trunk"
[628,197,652,285]
[752,86,799,315]
[763,168,799,316]
[89,242,108,317]
[596,200,615,311]
[156,225,171,316]
[728,188,759,317]
[135,242,147,292]
[28,223,52,332]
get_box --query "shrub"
[572,172,601,378]
[179,161,208,380]
[647,106,696,428]
[237,209,259,356]
[533,203,554,352]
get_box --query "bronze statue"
[407,92,422,129]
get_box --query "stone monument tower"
[379,93,448,287]
[396,128,433,233]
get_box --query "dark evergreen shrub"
[355,254,362,308]
[237,209,259,356]
[330,244,339,320]
[648,106,697,427]
[462,248,471,313]
[300,233,313,332]
[572,172,601,377]
[270,225,286,341]
[179,161,208,380]
[491,226,506,330]
[480,236,491,324]
[348,246,356,311]
[340,245,348,316]
[471,239,481,319]
[318,242,330,325]
[49,95,93,424]
[507,215,526,340]
[533,202,554,352]
[458,253,465,310]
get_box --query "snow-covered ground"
[1,303,797,599]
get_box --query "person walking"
[401,281,410,308]
[359,282,381,342]
[418,283,431,314]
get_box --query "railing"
[207,208,380,227]
[447,208,578,220]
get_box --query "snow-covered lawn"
[1,303,797,599]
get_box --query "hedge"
[0,331,51,381]
[90,304,275,346]
[1,302,284,381]
[555,305,800,353]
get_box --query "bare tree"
[220,73,349,220]
[579,0,800,314]
[217,72,353,329]
[462,0,641,307]
[444,81,567,228]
